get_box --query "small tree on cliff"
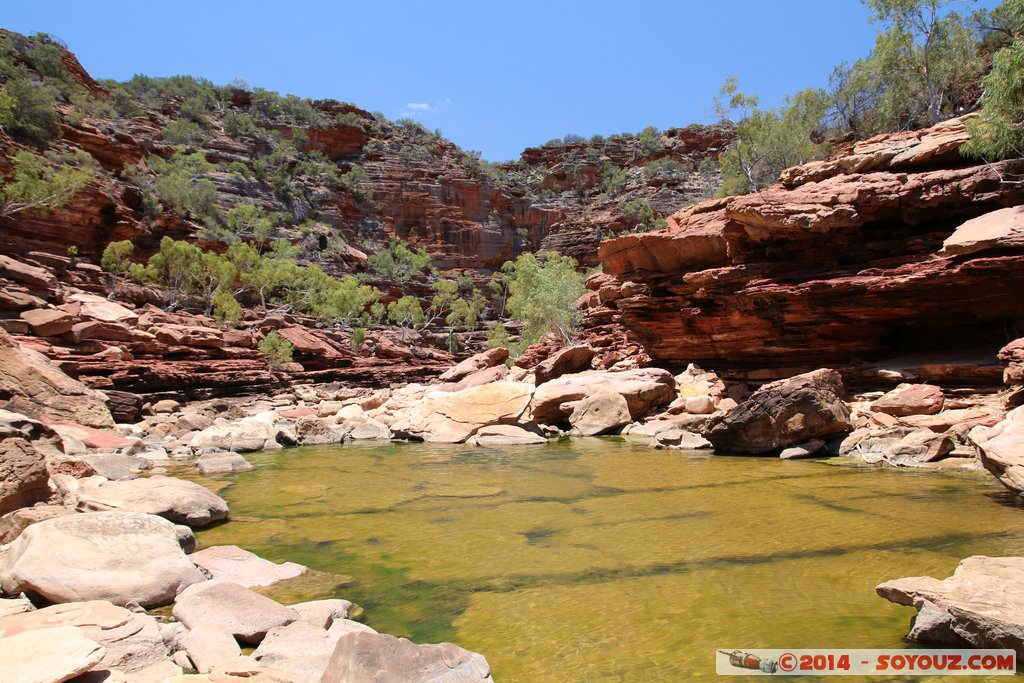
[1,150,93,218]
[258,331,294,370]
[387,295,425,342]
[504,251,586,350]
[100,240,135,296]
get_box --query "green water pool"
[189,438,1024,682]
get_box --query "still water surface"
[191,438,1024,682]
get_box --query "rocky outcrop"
[585,118,1024,386]
[877,556,1024,655]
[0,328,114,428]
[703,369,851,455]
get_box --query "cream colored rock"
[0,512,206,607]
[321,631,493,683]
[183,623,242,674]
[569,392,631,436]
[0,600,168,673]
[0,626,105,683]
[190,413,279,453]
[530,369,675,422]
[406,382,533,443]
[974,406,1024,495]
[469,424,547,447]
[252,620,345,683]
[189,546,306,588]
[172,581,297,645]
[73,475,228,528]
[942,206,1024,256]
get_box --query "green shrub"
[349,326,367,352]
[3,78,60,143]
[1,150,93,217]
[258,331,294,370]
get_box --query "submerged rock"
[877,556,1024,656]
[189,545,306,588]
[703,369,851,455]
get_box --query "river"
[191,438,1024,681]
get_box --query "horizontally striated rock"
[72,475,229,528]
[703,369,851,455]
[189,546,306,588]
[0,511,205,607]
[877,556,1024,655]
[530,368,675,423]
[569,392,631,436]
[0,328,114,428]
[973,406,1024,495]
[871,383,945,417]
[321,631,494,683]
[0,626,105,683]
[172,581,298,645]
[587,118,1024,383]
[406,382,533,443]
[0,438,49,517]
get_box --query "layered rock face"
[585,118,1024,386]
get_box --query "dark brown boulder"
[703,369,851,455]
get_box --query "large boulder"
[320,631,493,683]
[532,345,595,386]
[0,511,206,607]
[530,368,675,423]
[0,437,49,517]
[0,328,114,428]
[703,369,851,455]
[71,475,229,528]
[252,620,354,683]
[973,406,1024,495]
[877,556,1024,655]
[569,392,631,436]
[0,626,105,683]
[871,383,945,417]
[172,580,298,645]
[1000,338,1024,386]
[406,382,533,443]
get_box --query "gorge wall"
[583,118,1024,388]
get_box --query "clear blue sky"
[2,0,998,161]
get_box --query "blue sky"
[2,0,998,160]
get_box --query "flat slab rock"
[189,545,307,588]
[172,580,298,645]
[74,475,229,528]
[0,599,168,673]
[0,625,105,683]
[877,555,1024,655]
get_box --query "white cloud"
[398,98,452,118]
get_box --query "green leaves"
[504,251,586,351]
[963,27,1024,159]
[1,150,93,217]
[258,331,294,370]
[367,240,433,282]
